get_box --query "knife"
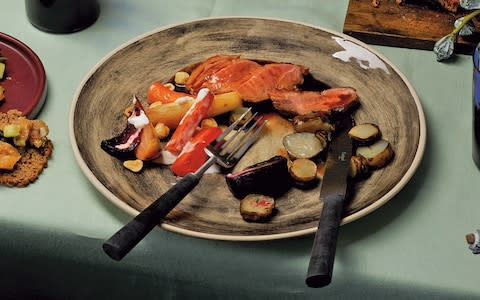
[306,118,353,288]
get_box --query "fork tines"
[208,108,266,168]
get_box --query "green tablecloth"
[1,1,479,299]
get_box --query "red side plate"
[0,32,47,118]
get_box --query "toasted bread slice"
[0,110,53,187]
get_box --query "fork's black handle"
[305,197,345,288]
[103,173,200,261]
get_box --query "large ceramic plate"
[70,17,426,241]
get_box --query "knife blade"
[306,118,353,288]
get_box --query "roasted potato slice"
[356,139,393,168]
[292,113,334,133]
[348,123,380,144]
[283,132,326,159]
[349,155,370,179]
[240,194,275,222]
[289,158,318,182]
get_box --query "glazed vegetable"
[356,139,393,168]
[239,194,275,222]
[101,122,141,160]
[146,99,192,129]
[232,113,295,172]
[29,119,49,148]
[1,114,49,149]
[147,81,193,104]
[283,132,326,159]
[101,96,161,161]
[348,123,380,144]
[207,92,242,118]
[170,126,222,177]
[146,91,242,129]
[2,124,20,138]
[289,158,318,182]
[166,88,214,154]
[7,117,32,147]
[225,155,292,199]
[0,141,21,170]
[134,121,162,161]
[349,155,370,179]
[292,113,334,133]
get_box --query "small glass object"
[25,0,100,33]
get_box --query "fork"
[103,108,265,261]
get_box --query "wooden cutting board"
[343,0,480,55]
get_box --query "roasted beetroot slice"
[101,96,148,160]
[101,123,141,160]
[225,155,292,199]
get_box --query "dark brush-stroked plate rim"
[69,17,426,241]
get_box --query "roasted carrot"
[170,127,222,176]
[147,81,193,104]
[165,88,214,154]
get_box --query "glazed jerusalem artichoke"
[239,194,276,222]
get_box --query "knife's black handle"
[306,197,345,288]
[103,173,200,261]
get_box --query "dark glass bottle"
[473,44,480,168]
[25,0,100,33]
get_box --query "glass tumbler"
[25,0,100,33]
